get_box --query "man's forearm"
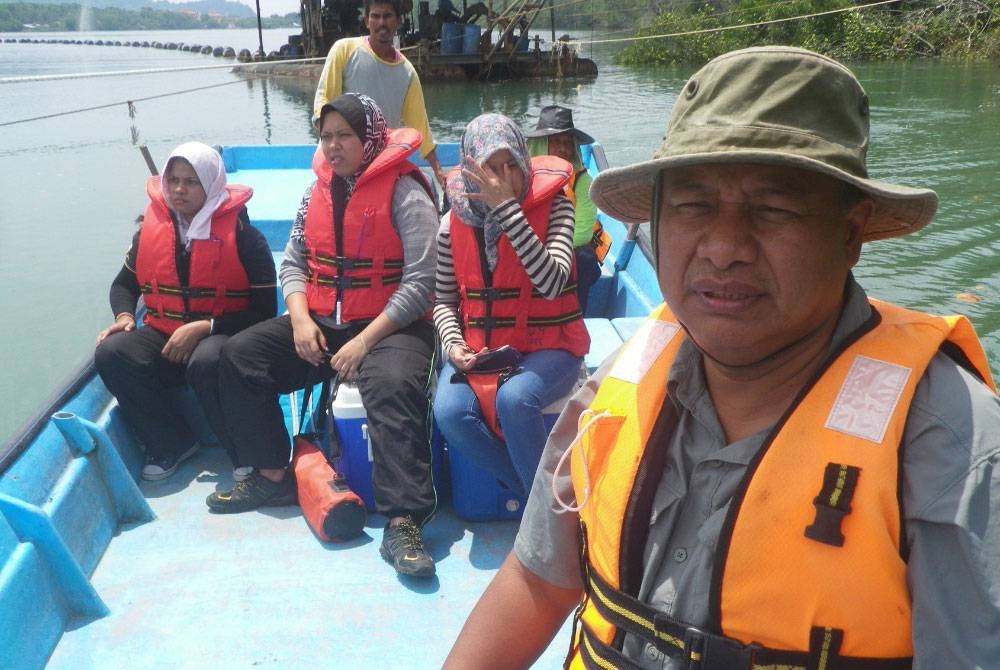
[445,552,580,669]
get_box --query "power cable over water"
[0,78,254,127]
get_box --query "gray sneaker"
[142,444,199,481]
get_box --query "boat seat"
[611,316,649,343]
[583,317,624,373]
[447,375,581,522]
[272,251,287,314]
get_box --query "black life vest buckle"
[681,625,760,670]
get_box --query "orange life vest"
[448,155,589,357]
[304,127,430,323]
[135,177,253,336]
[567,300,995,669]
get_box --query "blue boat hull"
[0,142,662,669]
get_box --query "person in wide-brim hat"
[590,46,938,243]
[525,105,609,315]
[525,104,596,145]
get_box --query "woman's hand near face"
[463,156,518,210]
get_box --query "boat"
[258,0,599,81]
[0,140,661,669]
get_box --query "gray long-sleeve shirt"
[279,174,437,328]
[515,278,1000,668]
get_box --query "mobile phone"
[470,345,520,372]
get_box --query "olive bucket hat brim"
[590,46,938,242]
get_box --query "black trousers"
[219,315,438,523]
[94,327,238,463]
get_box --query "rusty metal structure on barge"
[294,0,598,80]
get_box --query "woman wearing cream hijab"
[95,142,276,483]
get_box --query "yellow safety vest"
[567,300,995,669]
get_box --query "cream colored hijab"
[162,142,228,247]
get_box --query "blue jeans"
[434,348,582,497]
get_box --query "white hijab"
[161,142,228,247]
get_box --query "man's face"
[546,132,575,163]
[657,163,869,369]
[365,3,400,49]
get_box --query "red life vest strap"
[463,371,506,439]
[453,367,521,439]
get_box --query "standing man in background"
[313,0,447,187]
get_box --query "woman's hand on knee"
[161,320,210,364]
[96,313,135,347]
[292,318,328,366]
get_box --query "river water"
[1,28,998,442]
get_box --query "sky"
[234,0,301,16]
[159,0,303,17]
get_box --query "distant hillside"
[0,0,257,18]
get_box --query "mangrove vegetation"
[613,0,1000,63]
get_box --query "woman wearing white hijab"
[95,142,277,483]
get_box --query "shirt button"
[673,548,688,563]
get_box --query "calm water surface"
[1,29,998,442]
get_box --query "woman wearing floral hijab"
[95,142,276,483]
[212,94,441,579]
[433,113,590,501]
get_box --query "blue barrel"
[441,22,462,54]
[462,24,481,55]
[515,31,530,52]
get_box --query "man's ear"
[845,198,874,266]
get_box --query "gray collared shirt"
[515,278,1000,668]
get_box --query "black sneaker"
[206,470,297,513]
[379,516,435,578]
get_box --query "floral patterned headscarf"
[446,113,531,270]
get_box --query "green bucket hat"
[590,46,938,242]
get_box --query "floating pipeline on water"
[2,35,599,81]
[1,36,283,62]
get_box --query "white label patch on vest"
[825,355,912,444]
[608,320,679,385]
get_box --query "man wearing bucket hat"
[445,46,1000,669]
[526,105,612,314]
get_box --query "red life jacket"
[304,127,431,323]
[449,155,589,356]
[135,177,252,336]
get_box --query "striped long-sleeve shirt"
[433,193,575,354]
